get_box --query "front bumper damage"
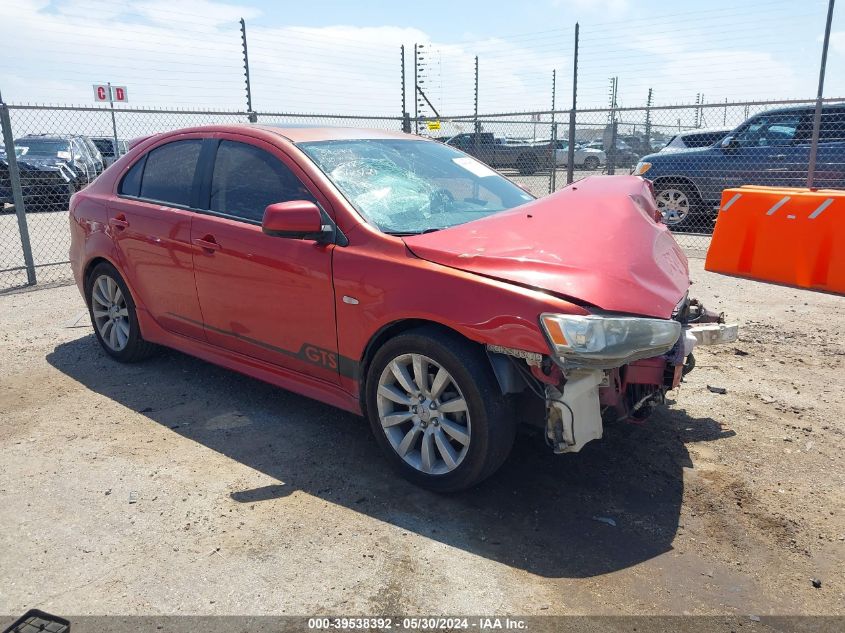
[688,322,739,346]
[541,301,738,454]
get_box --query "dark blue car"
[634,104,845,231]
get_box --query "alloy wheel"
[91,274,130,352]
[655,188,690,225]
[376,353,471,476]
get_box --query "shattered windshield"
[298,139,534,234]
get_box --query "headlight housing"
[540,313,681,368]
[634,161,652,175]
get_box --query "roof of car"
[155,124,423,144]
[18,134,85,140]
[17,135,72,142]
[677,127,731,136]
[748,102,845,116]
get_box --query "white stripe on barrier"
[721,193,742,211]
[808,198,834,220]
[766,196,791,216]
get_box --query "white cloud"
[0,0,839,130]
[830,31,845,55]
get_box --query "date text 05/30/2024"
[307,617,528,630]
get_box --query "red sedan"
[69,125,737,491]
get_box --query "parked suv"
[69,125,737,491]
[1,137,84,212]
[634,104,845,231]
[15,134,103,189]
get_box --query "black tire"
[516,153,539,175]
[85,261,157,363]
[365,327,516,492]
[583,156,600,170]
[653,181,707,233]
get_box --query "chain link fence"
[2,99,844,291]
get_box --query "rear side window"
[209,140,314,223]
[819,111,845,143]
[119,157,145,197]
[139,140,202,207]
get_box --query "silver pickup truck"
[444,132,552,175]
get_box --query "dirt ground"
[0,258,842,617]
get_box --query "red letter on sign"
[115,87,125,101]
[97,86,106,100]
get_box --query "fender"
[332,224,588,398]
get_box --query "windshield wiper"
[384,227,443,236]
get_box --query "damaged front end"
[490,296,738,455]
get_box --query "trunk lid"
[403,176,689,318]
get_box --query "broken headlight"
[540,313,681,368]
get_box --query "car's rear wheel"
[584,155,600,170]
[365,327,515,492]
[654,182,705,232]
[86,262,157,362]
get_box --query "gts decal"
[300,344,338,370]
[167,312,359,379]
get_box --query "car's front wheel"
[86,262,157,362]
[365,327,515,492]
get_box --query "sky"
[0,0,842,119]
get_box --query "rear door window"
[138,139,202,207]
[119,156,145,197]
[209,140,314,223]
[819,111,845,143]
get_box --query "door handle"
[193,235,220,252]
[108,215,129,231]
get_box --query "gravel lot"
[1,257,842,617]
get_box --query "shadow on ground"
[47,335,734,578]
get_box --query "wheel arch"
[650,175,703,201]
[83,256,120,298]
[357,318,523,411]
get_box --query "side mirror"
[262,200,329,240]
[720,136,739,151]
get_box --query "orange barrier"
[705,186,845,295]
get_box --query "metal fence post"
[549,69,557,194]
[807,0,836,188]
[0,99,36,285]
[240,18,257,123]
[566,23,579,185]
[473,56,480,156]
[413,44,419,135]
[108,81,120,159]
[400,45,409,131]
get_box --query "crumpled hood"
[403,176,689,318]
